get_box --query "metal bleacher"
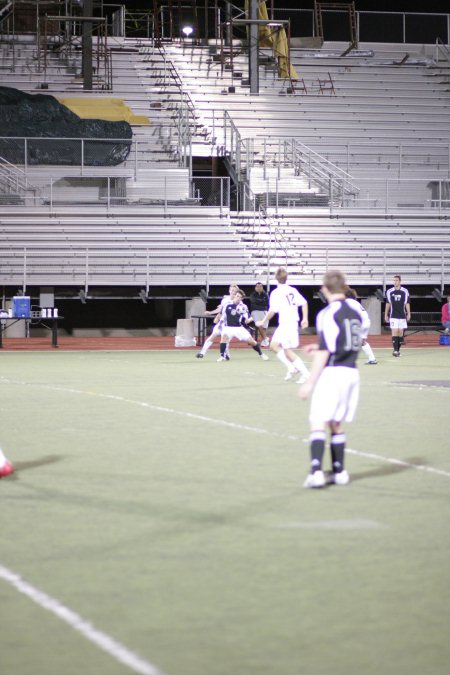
[0,208,256,288]
[1,2,450,294]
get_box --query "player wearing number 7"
[298,270,369,488]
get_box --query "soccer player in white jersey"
[218,290,269,361]
[384,274,410,357]
[256,267,309,383]
[299,270,370,488]
[196,283,238,359]
[346,288,377,365]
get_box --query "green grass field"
[1,346,449,675]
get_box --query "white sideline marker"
[0,564,167,675]
[2,376,450,480]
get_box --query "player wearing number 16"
[299,270,370,489]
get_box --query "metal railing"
[239,182,289,278]
[222,112,359,208]
[0,135,133,174]
[435,37,450,63]
[332,177,450,215]
[310,141,450,179]
[0,173,231,212]
[192,176,230,215]
[272,8,450,46]
[0,153,41,203]
[243,176,450,216]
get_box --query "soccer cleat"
[303,470,326,489]
[332,470,350,486]
[392,350,400,357]
[296,374,308,384]
[261,337,270,347]
[217,356,226,362]
[196,352,204,359]
[365,360,378,365]
[0,460,15,478]
[260,353,269,361]
[225,354,230,361]
[284,370,297,381]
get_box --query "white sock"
[291,357,309,377]
[362,342,375,361]
[0,448,7,468]
[201,337,214,355]
[276,350,294,371]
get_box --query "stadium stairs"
[1,33,450,291]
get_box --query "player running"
[256,267,309,383]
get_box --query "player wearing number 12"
[299,270,369,488]
[256,267,309,382]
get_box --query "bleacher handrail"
[222,111,359,208]
[0,153,41,201]
[435,37,450,63]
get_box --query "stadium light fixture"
[181,25,194,38]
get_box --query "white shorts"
[251,310,268,328]
[222,326,253,342]
[209,322,223,339]
[390,319,407,331]
[271,323,299,349]
[309,367,360,424]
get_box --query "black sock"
[220,342,227,356]
[394,336,400,351]
[252,344,262,356]
[331,433,346,473]
[392,336,396,350]
[310,431,326,472]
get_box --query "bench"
[405,311,443,335]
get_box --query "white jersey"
[220,294,232,310]
[209,294,233,336]
[269,284,307,325]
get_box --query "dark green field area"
[1,347,449,675]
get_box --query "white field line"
[2,376,450,480]
[0,564,166,675]
[1,376,448,672]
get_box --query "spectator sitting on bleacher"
[441,296,450,334]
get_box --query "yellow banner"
[58,98,150,125]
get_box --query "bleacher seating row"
[1,32,449,290]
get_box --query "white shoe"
[303,470,326,489]
[284,370,297,381]
[333,470,350,486]
[260,353,269,361]
[217,356,226,362]
[295,374,308,384]
[365,360,378,365]
[261,338,270,347]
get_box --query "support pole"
[82,0,93,90]
[249,0,259,95]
